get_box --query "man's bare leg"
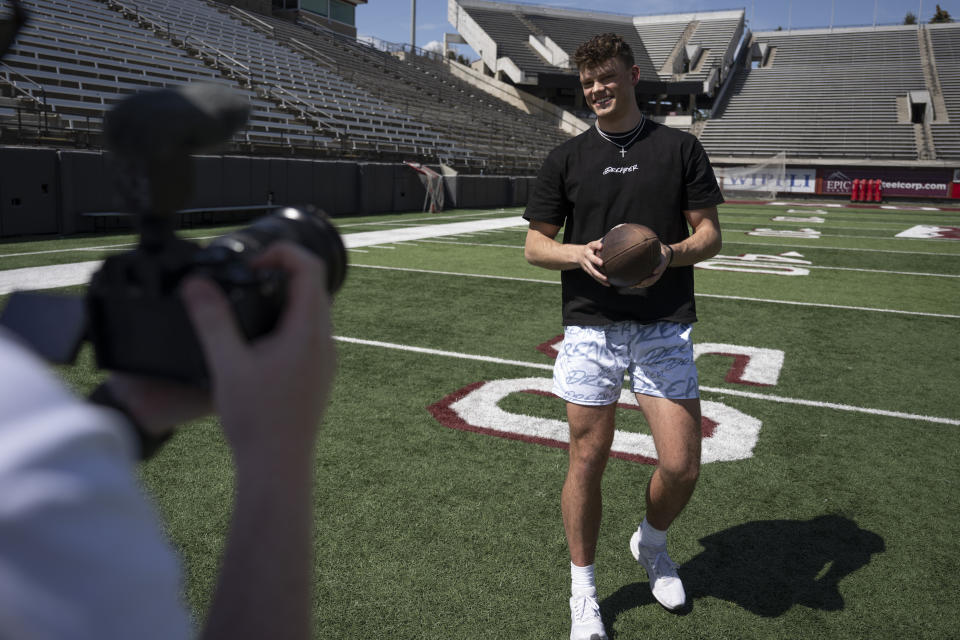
[562,401,617,567]
[628,395,701,610]
[635,395,702,530]
[563,402,616,640]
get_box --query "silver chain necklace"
[595,115,646,158]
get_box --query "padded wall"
[0,148,59,237]
[189,156,226,209]
[313,161,358,215]
[453,176,512,208]
[58,150,118,234]
[221,156,256,205]
[394,167,428,212]
[510,176,535,206]
[8,150,530,238]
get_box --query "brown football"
[599,223,662,287]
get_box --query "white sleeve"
[0,332,193,640]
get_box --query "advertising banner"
[818,167,952,198]
[718,166,817,194]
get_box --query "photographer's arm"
[180,243,335,640]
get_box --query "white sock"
[570,562,597,596]
[639,517,668,549]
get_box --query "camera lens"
[207,206,347,294]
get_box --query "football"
[599,223,662,287]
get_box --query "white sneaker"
[629,530,686,610]
[569,592,607,640]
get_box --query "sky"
[356,0,959,58]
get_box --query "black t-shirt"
[524,120,724,326]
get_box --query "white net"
[404,161,445,212]
[714,152,787,201]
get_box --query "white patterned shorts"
[553,321,699,405]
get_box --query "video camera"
[0,80,347,383]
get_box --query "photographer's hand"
[180,241,335,640]
[96,375,211,449]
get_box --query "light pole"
[411,0,416,51]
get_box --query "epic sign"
[819,168,951,198]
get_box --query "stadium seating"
[458,6,559,80]
[455,0,743,91]
[1,0,319,148]
[242,7,569,170]
[521,12,658,81]
[116,0,455,156]
[631,13,742,82]
[698,26,929,160]
[928,23,960,159]
[1,0,956,172]
[451,0,957,165]
[0,0,571,172]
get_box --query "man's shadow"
[601,515,885,632]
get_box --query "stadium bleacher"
[246,7,569,169]
[0,0,957,178]
[0,0,335,148]
[631,11,743,83]
[0,0,570,172]
[452,0,743,104]
[928,22,960,159]
[698,26,932,160]
[449,0,958,165]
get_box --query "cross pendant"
[620,147,626,158]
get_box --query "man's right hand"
[578,239,609,286]
[524,221,609,287]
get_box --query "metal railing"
[102,0,171,37]
[287,37,339,73]
[182,34,252,86]
[266,84,344,140]
[0,62,49,132]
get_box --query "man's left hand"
[632,243,672,289]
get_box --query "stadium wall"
[443,175,535,208]
[0,149,537,238]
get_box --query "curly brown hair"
[573,33,635,71]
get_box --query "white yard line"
[0,215,528,295]
[3,215,957,319]
[420,239,524,250]
[706,255,960,279]
[349,264,960,319]
[416,241,959,278]
[336,210,520,229]
[334,335,960,426]
[0,242,137,258]
[694,292,959,318]
[341,217,526,248]
[723,240,960,257]
[727,229,958,242]
[0,261,104,295]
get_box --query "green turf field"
[2,201,959,639]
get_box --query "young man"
[523,34,723,640]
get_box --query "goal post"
[403,161,445,212]
[713,152,787,201]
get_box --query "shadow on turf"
[601,515,885,634]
